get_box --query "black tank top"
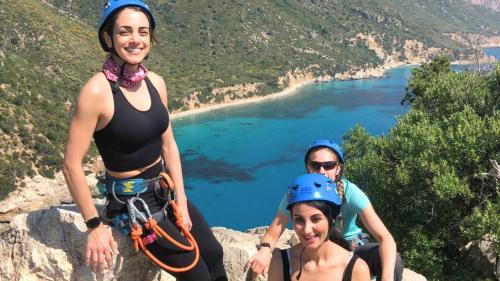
[93,77,169,172]
[280,249,358,281]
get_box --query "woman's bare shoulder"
[147,71,167,90]
[75,72,113,112]
[80,72,111,97]
[351,255,370,281]
[147,70,164,81]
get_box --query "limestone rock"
[0,206,426,281]
[0,205,169,281]
[402,269,427,281]
[0,172,98,224]
[462,234,500,280]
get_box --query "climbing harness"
[349,232,371,248]
[97,171,200,272]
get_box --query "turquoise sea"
[173,48,500,231]
[484,47,500,59]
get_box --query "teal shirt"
[278,178,370,241]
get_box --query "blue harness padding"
[97,173,161,196]
[97,172,171,236]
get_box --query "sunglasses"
[309,161,338,171]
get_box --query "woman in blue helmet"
[268,173,370,281]
[62,1,227,280]
[248,140,403,281]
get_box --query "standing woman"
[62,1,227,280]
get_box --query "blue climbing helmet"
[98,0,156,51]
[287,174,341,218]
[304,139,344,164]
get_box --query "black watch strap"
[258,242,271,250]
[85,216,102,230]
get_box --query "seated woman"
[268,173,370,281]
[249,140,403,281]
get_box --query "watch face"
[86,217,102,229]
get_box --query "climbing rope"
[128,172,200,272]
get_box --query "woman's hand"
[246,246,272,279]
[177,200,193,231]
[85,224,119,272]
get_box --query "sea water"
[173,48,500,231]
[173,67,412,230]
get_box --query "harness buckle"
[351,233,371,247]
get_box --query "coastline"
[170,45,500,120]
[170,62,411,120]
[170,78,317,119]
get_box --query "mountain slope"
[0,0,499,198]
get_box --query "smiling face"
[103,7,151,66]
[292,202,330,250]
[306,148,342,180]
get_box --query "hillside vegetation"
[343,59,499,280]
[0,0,499,197]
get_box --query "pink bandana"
[103,57,148,88]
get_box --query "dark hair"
[291,201,350,250]
[100,6,158,52]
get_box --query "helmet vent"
[291,184,298,190]
[314,182,321,188]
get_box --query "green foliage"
[1,0,500,200]
[402,56,452,105]
[343,61,500,280]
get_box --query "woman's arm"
[267,248,285,281]
[359,204,397,281]
[160,123,191,229]
[246,210,288,279]
[351,257,371,281]
[62,75,118,272]
[150,72,192,229]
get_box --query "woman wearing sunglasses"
[247,140,403,281]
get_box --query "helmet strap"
[113,62,127,91]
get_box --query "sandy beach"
[170,45,499,120]
[170,62,401,120]
[170,78,321,119]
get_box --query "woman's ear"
[102,31,113,49]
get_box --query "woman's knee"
[201,235,224,263]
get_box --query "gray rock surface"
[0,206,426,281]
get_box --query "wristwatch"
[85,216,102,230]
[258,242,271,250]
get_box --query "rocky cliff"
[0,205,427,281]
[469,0,500,11]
